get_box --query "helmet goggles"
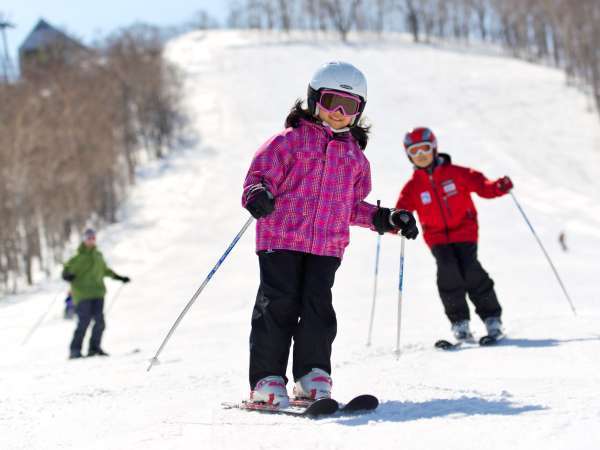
[406,142,434,157]
[317,89,362,117]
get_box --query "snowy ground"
[2,31,600,450]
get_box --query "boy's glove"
[115,275,130,283]
[62,271,76,282]
[245,184,275,219]
[390,209,419,239]
[496,176,513,193]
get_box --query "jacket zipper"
[442,196,452,218]
[310,132,328,253]
[429,174,450,241]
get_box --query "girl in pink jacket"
[241,62,418,408]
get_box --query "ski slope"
[2,30,600,450]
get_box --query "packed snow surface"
[2,31,600,450]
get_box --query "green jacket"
[63,244,117,304]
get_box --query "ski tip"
[302,398,339,416]
[434,339,459,350]
[479,336,495,346]
[342,394,379,412]
[479,334,504,346]
[355,394,378,405]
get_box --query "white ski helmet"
[307,61,367,123]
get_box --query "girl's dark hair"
[284,99,371,150]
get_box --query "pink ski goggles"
[406,142,434,157]
[317,90,362,117]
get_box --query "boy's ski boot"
[451,320,475,342]
[249,375,289,408]
[484,316,504,339]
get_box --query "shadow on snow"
[476,336,600,349]
[336,396,547,426]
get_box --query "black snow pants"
[431,242,502,324]
[70,298,106,353]
[249,250,341,389]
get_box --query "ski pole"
[22,290,63,345]
[394,236,406,359]
[510,191,577,316]
[147,216,254,372]
[105,282,127,316]
[367,200,382,346]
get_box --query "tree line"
[225,0,600,116]
[2,2,597,293]
[0,25,184,292]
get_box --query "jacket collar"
[299,118,352,141]
[78,243,96,254]
[413,152,452,175]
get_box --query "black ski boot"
[88,348,109,357]
[483,317,505,340]
[451,320,474,342]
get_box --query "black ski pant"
[249,250,341,389]
[70,298,105,354]
[431,242,502,324]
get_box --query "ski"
[222,397,339,417]
[479,332,505,346]
[290,394,379,414]
[434,338,478,350]
[223,394,379,417]
[434,339,464,350]
[340,394,379,413]
[435,334,505,350]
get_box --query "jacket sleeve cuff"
[351,201,379,229]
[242,178,276,206]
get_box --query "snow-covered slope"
[2,31,600,450]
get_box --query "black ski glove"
[62,271,76,282]
[115,275,130,283]
[372,207,395,234]
[372,207,419,239]
[390,209,419,240]
[245,184,275,219]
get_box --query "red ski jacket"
[395,154,507,248]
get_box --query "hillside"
[2,30,600,450]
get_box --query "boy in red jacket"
[395,127,512,341]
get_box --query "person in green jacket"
[62,228,130,359]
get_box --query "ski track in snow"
[1,31,600,450]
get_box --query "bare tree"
[321,0,363,42]
[404,0,421,42]
[0,23,184,292]
[470,0,489,40]
[188,10,221,30]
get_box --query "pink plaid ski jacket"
[242,120,377,258]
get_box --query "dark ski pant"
[70,298,105,353]
[249,250,341,389]
[431,242,502,324]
